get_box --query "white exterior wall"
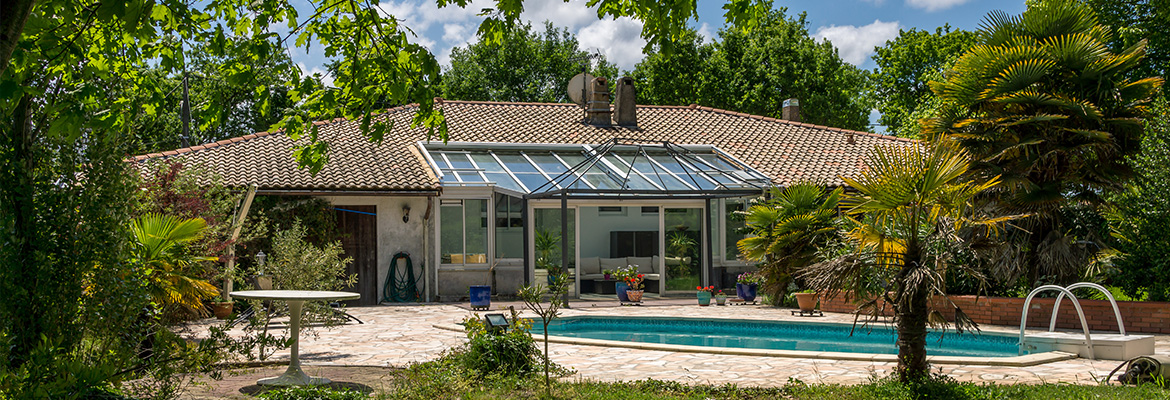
[322,195,433,303]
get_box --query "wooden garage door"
[335,205,377,306]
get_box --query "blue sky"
[293,0,1027,83]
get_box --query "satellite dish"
[567,72,595,106]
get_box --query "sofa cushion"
[628,257,654,274]
[580,274,606,280]
[600,257,627,270]
[642,274,661,281]
[579,257,601,275]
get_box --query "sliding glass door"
[664,207,703,291]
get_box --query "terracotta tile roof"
[131,100,913,192]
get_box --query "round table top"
[230,290,361,302]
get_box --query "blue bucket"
[470,285,491,308]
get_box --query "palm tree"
[804,144,1013,381]
[924,0,1164,285]
[737,182,842,302]
[129,213,219,319]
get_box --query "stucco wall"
[323,195,432,303]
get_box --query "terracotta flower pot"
[212,302,233,319]
[795,292,819,312]
[626,290,644,302]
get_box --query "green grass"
[665,276,701,291]
[367,356,1170,400]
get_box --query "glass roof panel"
[421,142,770,197]
[470,154,504,172]
[527,153,568,175]
[445,153,474,169]
[497,154,538,173]
[484,172,523,192]
[456,172,485,183]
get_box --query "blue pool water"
[545,316,1020,358]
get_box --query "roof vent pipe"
[782,98,800,122]
[584,77,612,126]
[613,76,637,126]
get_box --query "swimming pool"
[545,316,1020,358]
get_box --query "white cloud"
[696,22,714,45]
[521,0,599,30]
[577,17,647,71]
[298,62,335,87]
[375,0,651,70]
[905,0,971,12]
[813,20,900,66]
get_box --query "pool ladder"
[1018,282,1128,360]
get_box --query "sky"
[292,0,1029,84]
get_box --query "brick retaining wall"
[819,293,1170,334]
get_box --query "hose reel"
[1108,355,1170,386]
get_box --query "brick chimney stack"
[584,77,612,126]
[613,76,637,126]
[782,98,800,122]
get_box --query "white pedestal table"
[231,290,360,386]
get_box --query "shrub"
[458,309,540,376]
[258,386,367,400]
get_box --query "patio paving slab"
[179,299,1170,395]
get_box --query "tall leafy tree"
[871,26,976,138]
[630,29,713,106]
[443,22,617,103]
[1108,98,1170,300]
[631,9,872,131]
[925,0,1164,286]
[1082,0,1170,79]
[0,2,771,392]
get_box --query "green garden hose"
[382,252,423,302]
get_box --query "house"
[132,80,912,304]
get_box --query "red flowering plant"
[624,273,646,291]
[696,286,715,294]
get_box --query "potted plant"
[736,271,763,302]
[469,261,496,310]
[613,265,638,302]
[696,286,714,306]
[623,272,646,303]
[211,295,233,319]
[602,268,615,281]
[794,289,819,312]
[714,289,728,306]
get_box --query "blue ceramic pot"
[737,283,758,302]
[469,285,491,308]
[616,281,630,302]
[697,291,712,306]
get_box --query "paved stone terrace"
[185,299,1170,387]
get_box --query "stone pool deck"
[182,299,1170,391]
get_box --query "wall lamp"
[402,204,411,223]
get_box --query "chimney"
[584,77,611,126]
[782,98,800,122]
[613,76,637,126]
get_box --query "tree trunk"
[0,0,35,78]
[894,255,929,382]
[2,94,36,368]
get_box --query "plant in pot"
[794,289,819,312]
[736,271,763,302]
[714,289,728,306]
[469,261,496,310]
[211,295,233,319]
[623,272,646,303]
[602,268,615,281]
[696,285,714,306]
[535,230,562,285]
[612,265,638,302]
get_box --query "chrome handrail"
[1049,282,1126,336]
[1019,285,1095,359]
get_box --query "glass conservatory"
[421,139,771,297]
